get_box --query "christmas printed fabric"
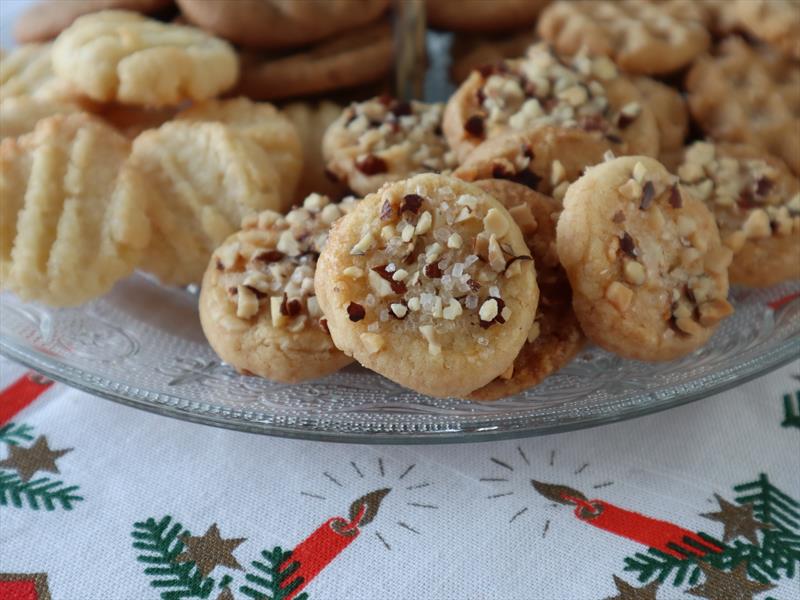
[1,355,798,600]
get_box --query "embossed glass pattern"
[1,276,798,443]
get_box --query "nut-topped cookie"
[454,125,611,203]
[733,0,800,61]
[557,156,734,362]
[677,141,800,287]
[686,38,800,176]
[468,180,584,401]
[199,194,354,383]
[537,0,710,75]
[315,173,538,398]
[443,44,660,162]
[323,96,458,196]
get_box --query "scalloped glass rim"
[0,276,798,444]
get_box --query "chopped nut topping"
[606,281,633,312]
[390,303,408,319]
[619,178,642,201]
[741,209,771,239]
[418,324,441,355]
[483,208,510,238]
[351,232,375,255]
[479,298,499,322]
[360,332,385,354]
[447,233,463,249]
[623,260,646,286]
[632,161,648,184]
[551,160,566,187]
[343,266,364,278]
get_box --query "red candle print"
[768,291,800,311]
[532,481,723,559]
[0,373,53,425]
[281,488,390,600]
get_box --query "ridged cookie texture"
[0,113,151,306]
[51,10,238,106]
[130,120,288,286]
[176,98,302,208]
[0,43,83,102]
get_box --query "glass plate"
[1,276,798,443]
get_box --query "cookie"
[537,0,710,75]
[14,0,174,43]
[200,194,354,382]
[450,30,537,84]
[556,156,734,361]
[130,121,288,285]
[176,98,303,206]
[0,113,151,306]
[454,125,611,203]
[467,180,584,401]
[427,0,549,33]
[0,43,84,102]
[632,76,688,156]
[733,0,800,61]
[315,173,538,398]
[0,96,80,140]
[686,37,800,176]
[177,0,389,49]
[676,141,800,287]
[236,21,393,101]
[322,96,457,196]
[51,11,238,106]
[443,45,660,163]
[283,101,348,202]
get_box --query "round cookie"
[177,0,389,50]
[236,21,393,101]
[0,96,81,140]
[51,10,238,106]
[556,156,734,362]
[176,98,303,206]
[443,45,660,163]
[315,173,538,398]
[632,76,688,157]
[686,37,800,177]
[130,121,288,285]
[0,43,87,102]
[467,180,584,401]
[676,141,800,287]
[733,0,800,61]
[454,125,611,203]
[322,96,457,196]
[427,0,549,33]
[537,0,710,75]
[283,101,348,202]
[14,0,174,43]
[0,113,151,306]
[200,194,354,382]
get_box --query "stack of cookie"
[11,0,395,102]
[2,2,798,402]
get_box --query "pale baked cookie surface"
[677,141,800,287]
[0,43,83,102]
[200,194,354,383]
[0,96,81,140]
[468,180,584,401]
[323,97,458,196]
[454,125,611,203]
[632,76,688,156]
[687,38,800,176]
[177,0,389,49]
[0,113,151,306]
[427,0,549,33]
[130,121,287,286]
[51,11,238,106]
[733,0,800,61]
[237,21,393,101]
[283,101,347,202]
[537,0,710,75]
[556,156,734,361]
[443,45,660,162]
[315,173,538,398]
[14,0,174,43]
[176,98,303,207]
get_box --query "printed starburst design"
[300,457,437,551]
[478,446,614,535]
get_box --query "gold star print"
[0,436,72,482]
[687,563,775,600]
[701,494,771,544]
[175,524,246,577]
[604,575,660,600]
